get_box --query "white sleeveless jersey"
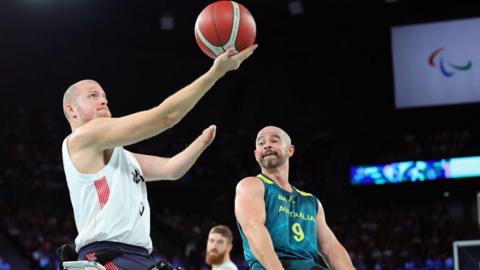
[212,260,239,270]
[62,137,152,253]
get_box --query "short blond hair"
[209,225,233,244]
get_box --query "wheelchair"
[58,244,183,270]
[62,261,106,270]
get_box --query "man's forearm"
[324,245,356,270]
[155,68,224,127]
[164,135,210,180]
[86,68,225,151]
[244,223,284,270]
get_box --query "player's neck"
[261,166,291,192]
[71,121,84,132]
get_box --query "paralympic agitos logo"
[428,47,472,77]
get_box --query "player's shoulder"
[221,260,239,270]
[237,176,262,186]
[68,120,102,151]
[67,128,94,155]
[220,266,237,270]
[236,176,264,193]
[294,186,315,197]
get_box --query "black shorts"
[78,241,157,270]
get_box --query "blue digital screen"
[351,156,480,185]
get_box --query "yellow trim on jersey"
[294,187,313,197]
[257,174,274,184]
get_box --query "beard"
[259,153,287,169]
[94,106,112,118]
[77,106,111,122]
[205,250,227,266]
[96,109,111,118]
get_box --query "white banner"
[391,18,480,108]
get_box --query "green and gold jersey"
[238,174,322,270]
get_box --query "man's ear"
[65,104,77,119]
[288,144,295,157]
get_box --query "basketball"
[194,1,256,59]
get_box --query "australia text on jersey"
[277,194,316,222]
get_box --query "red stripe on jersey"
[94,176,110,209]
[105,262,119,270]
[86,252,118,270]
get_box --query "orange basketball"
[194,1,256,59]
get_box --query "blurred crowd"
[0,257,11,270]
[0,106,477,270]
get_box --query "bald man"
[61,46,256,270]
[235,126,356,270]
